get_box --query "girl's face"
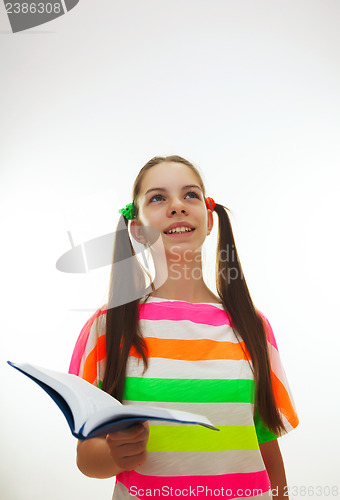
[131,162,213,256]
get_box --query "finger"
[114,450,148,471]
[110,440,147,459]
[107,431,149,455]
[107,423,145,442]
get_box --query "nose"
[168,197,188,216]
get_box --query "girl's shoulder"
[256,309,278,350]
[68,305,106,376]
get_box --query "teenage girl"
[69,155,299,500]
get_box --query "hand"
[106,422,150,472]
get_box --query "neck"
[150,247,219,303]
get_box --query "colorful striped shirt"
[69,296,299,499]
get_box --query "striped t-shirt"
[69,296,299,500]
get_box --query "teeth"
[167,227,194,234]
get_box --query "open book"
[7,361,219,440]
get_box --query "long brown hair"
[102,155,287,437]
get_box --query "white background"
[1,1,339,499]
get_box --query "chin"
[166,242,202,257]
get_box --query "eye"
[150,194,165,203]
[185,191,200,199]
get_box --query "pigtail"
[214,203,287,437]
[102,215,150,401]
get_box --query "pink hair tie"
[205,197,216,211]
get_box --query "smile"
[164,227,196,235]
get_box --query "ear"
[206,209,214,235]
[130,219,148,245]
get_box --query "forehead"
[140,162,202,194]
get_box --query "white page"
[9,362,121,433]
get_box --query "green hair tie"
[118,202,136,220]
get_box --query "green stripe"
[147,425,259,452]
[253,407,278,444]
[123,377,255,403]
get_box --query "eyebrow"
[145,184,202,196]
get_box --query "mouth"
[164,227,196,235]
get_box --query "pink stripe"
[118,469,270,498]
[68,308,106,375]
[257,311,278,350]
[139,301,232,327]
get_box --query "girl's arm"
[259,439,289,500]
[76,422,149,479]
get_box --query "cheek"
[137,208,152,226]
[199,211,208,227]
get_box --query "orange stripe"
[271,371,299,428]
[129,337,250,361]
[97,334,106,362]
[82,335,106,384]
